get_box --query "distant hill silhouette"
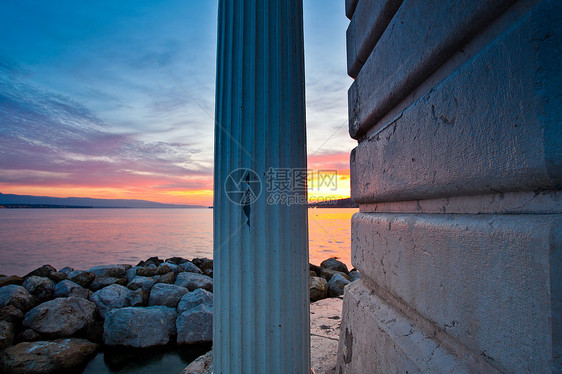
[0,193,204,209]
[308,197,358,208]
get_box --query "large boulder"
[319,268,349,282]
[0,276,23,288]
[88,265,126,278]
[137,257,163,267]
[320,258,349,274]
[348,270,360,282]
[148,283,188,308]
[165,257,188,265]
[155,272,176,284]
[175,273,213,292]
[22,297,96,338]
[177,262,203,274]
[128,289,146,307]
[178,289,213,314]
[22,276,55,302]
[0,321,14,348]
[54,280,90,299]
[181,350,213,374]
[89,276,127,291]
[176,304,213,344]
[327,273,350,297]
[136,266,158,277]
[70,271,95,288]
[309,276,328,301]
[59,267,74,278]
[23,265,57,279]
[125,266,141,282]
[126,276,155,292]
[192,258,213,273]
[103,306,176,348]
[0,305,24,323]
[0,338,98,374]
[90,284,131,318]
[0,285,35,312]
[156,263,174,275]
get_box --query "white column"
[213,1,309,374]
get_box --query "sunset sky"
[0,0,354,206]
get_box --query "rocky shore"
[0,256,357,373]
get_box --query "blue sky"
[0,0,354,204]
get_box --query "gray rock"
[181,350,213,374]
[327,273,350,297]
[90,284,131,318]
[0,285,35,312]
[155,271,175,284]
[59,267,75,278]
[157,263,173,275]
[24,265,57,279]
[22,297,96,338]
[309,276,328,301]
[163,262,179,273]
[126,276,155,291]
[88,264,126,278]
[165,257,188,265]
[178,289,213,314]
[321,258,349,274]
[137,266,158,277]
[192,258,213,273]
[103,306,177,348]
[54,280,90,299]
[0,321,14,348]
[17,328,41,342]
[0,338,98,374]
[128,289,146,307]
[320,268,349,282]
[125,266,141,282]
[48,271,66,283]
[22,276,55,301]
[90,276,127,291]
[178,262,203,274]
[0,305,24,323]
[70,271,95,288]
[175,273,213,292]
[176,304,213,344]
[149,283,188,308]
[348,270,360,282]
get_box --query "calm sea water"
[0,208,356,276]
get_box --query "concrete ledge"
[345,0,359,20]
[346,0,403,78]
[351,212,561,373]
[348,0,517,138]
[351,0,562,203]
[336,281,471,373]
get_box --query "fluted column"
[213,1,309,373]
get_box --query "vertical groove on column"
[214,0,309,373]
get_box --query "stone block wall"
[337,0,561,372]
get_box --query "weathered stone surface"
[126,276,155,291]
[352,212,561,372]
[103,306,176,348]
[89,276,127,291]
[70,271,95,288]
[0,305,24,323]
[311,297,343,374]
[54,280,89,299]
[178,262,203,274]
[175,272,213,292]
[0,321,14,348]
[328,274,350,297]
[136,266,158,277]
[148,283,189,308]
[24,265,57,280]
[22,276,55,301]
[128,289,145,307]
[351,1,562,202]
[320,268,349,282]
[165,256,188,265]
[22,297,96,338]
[336,281,471,373]
[0,338,98,374]
[178,289,213,314]
[90,284,131,318]
[49,272,66,283]
[192,258,212,273]
[156,263,173,275]
[155,271,175,284]
[348,270,360,282]
[125,266,140,282]
[162,261,178,273]
[309,276,328,302]
[17,328,41,342]
[0,276,23,288]
[321,258,349,274]
[176,304,212,344]
[59,267,74,278]
[88,265,126,278]
[181,350,213,374]
[0,285,35,312]
[137,256,163,267]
